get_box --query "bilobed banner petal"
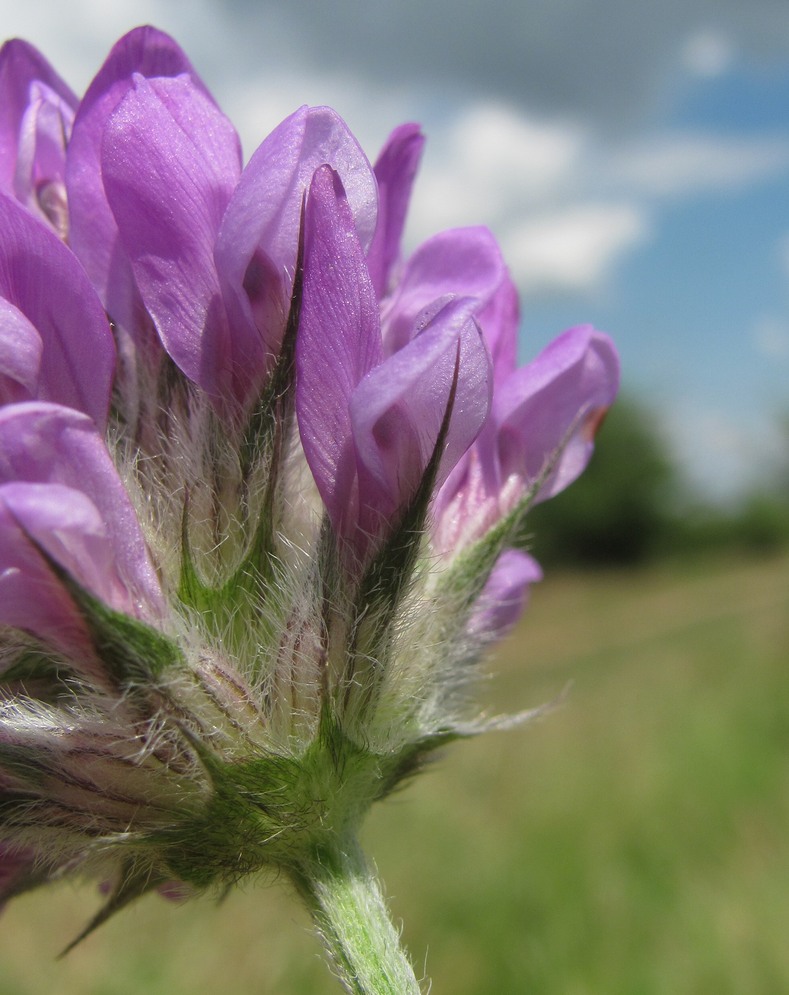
[297,165,382,538]
[494,325,620,502]
[381,226,508,356]
[216,105,378,364]
[102,74,243,400]
[367,123,424,299]
[0,194,115,428]
[66,26,204,334]
[0,402,165,621]
[351,297,491,518]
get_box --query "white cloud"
[778,233,789,281]
[1,0,162,86]
[446,103,585,196]
[502,204,650,293]
[660,403,785,503]
[408,101,586,239]
[609,133,789,198]
[752,316,789,362]
[681,29,736,78]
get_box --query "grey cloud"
[214,0,789,129]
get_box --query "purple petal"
[0,480,116,656]
[381,226,508,356]
[351,297,491,528]
[215,105,378,369]
[0,39,76,200]
[0,297,42,402]
[102,73,242,401]
[66,26,205,337]
[296,165,382,539]
[476,270,519,385]
[0,402,165,623]
[494,325,620,502]
[367,123,424,299]
[0,194,115,428]
[468,549,542,641]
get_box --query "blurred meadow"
[1,546,787,994]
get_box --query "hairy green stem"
[290,834,423,995]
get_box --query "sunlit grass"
[2,552,787,994]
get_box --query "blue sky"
[2,0,788,503]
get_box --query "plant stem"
[290,833,423,995]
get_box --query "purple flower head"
[0,27,619,988]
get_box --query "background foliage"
[529,397,789,566]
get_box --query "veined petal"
[215,105,378,368]
[381,226,507,356]
[0,39,76,196]
[494,325,620,502]
[66,26,204,336]
[0,194,114,428]
[367,123,424,299]
[351,297,491,523]
[0,402,164,622]
[296,165,382,539]
[102,73,242,401]
[0,298,42,402]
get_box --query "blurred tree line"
[526,397,789,568]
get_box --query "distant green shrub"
[527,396,676,566]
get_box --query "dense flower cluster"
[0,25,618,989]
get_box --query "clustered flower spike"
[0,26,619,994]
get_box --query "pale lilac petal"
[468,549,542,641]
[494,325,620,502]
[367,123,424,299]
[0,481,115,655]
[0,39,76,195]
[431,270,519,512]
[431,445,506,556]
[102,74,242,401]
[476,270,519,384]
[0,402,165,621]
[381,226,507,356]
[215,105,378,366]
[296,165,382,539]
[351,297,491,524]
[0,194,114,427]
[0,298,42,402]
[66,26,203,335]
[11,82,73,236]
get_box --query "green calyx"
[156,708,442,890]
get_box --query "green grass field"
[2,552,787,994]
